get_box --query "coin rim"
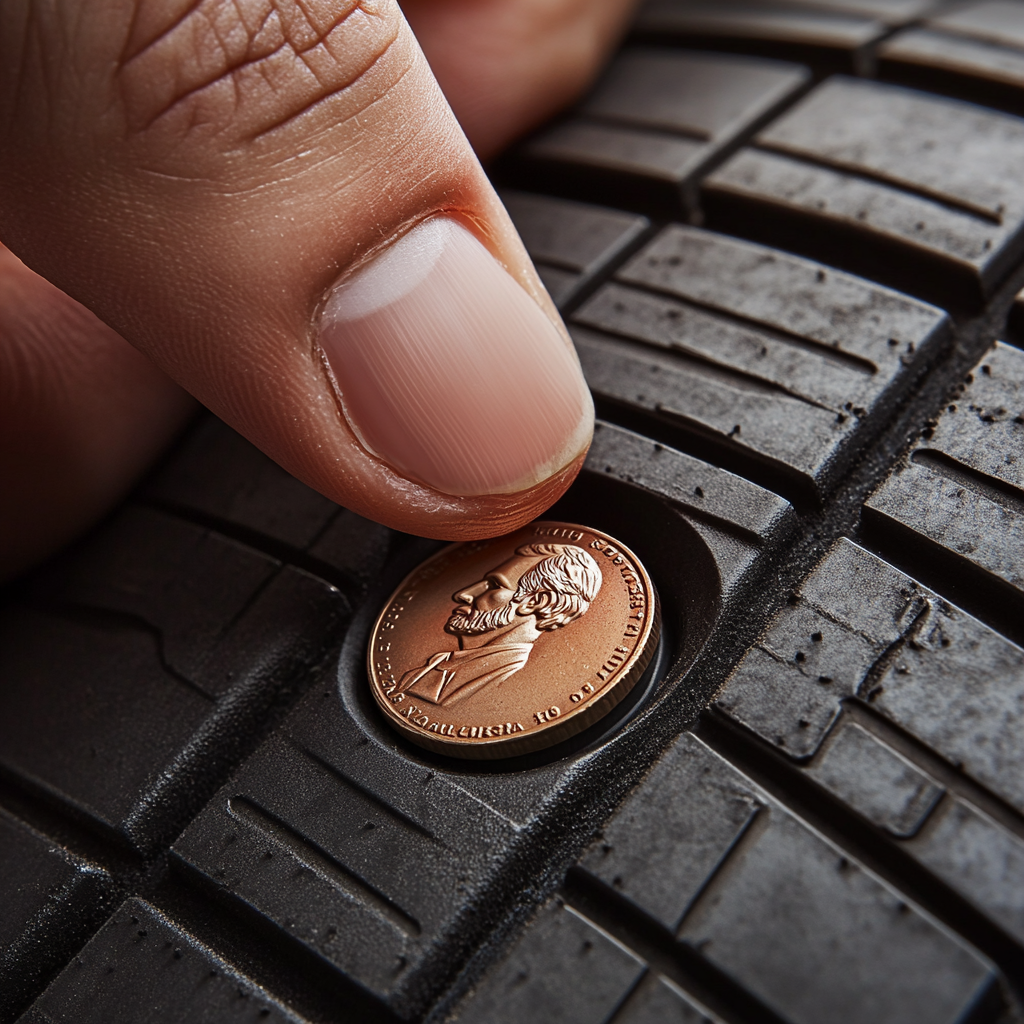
[366,522,661,760]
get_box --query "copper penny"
[367,521,660,759]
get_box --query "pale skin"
[0,0,637,581]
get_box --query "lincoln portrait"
[397,543,603,706]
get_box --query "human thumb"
[0,0,594,540]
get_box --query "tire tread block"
[500,191,649,308]
[719,539,1024,820]
[704,77,1024,302]
[146,416,339,550]
[573,226,949,498]
[173,732,512,1004]
[146,416,393,588]
[585,420,793,544]
[0,607,213,844]
[908,797,1024,945]
[612,973,723,1024]
[865,341,1024,602]
[584,399,802,590]
[634,1,887,65]
[582,732,995,1024]
[929,0,1024,46]
[2,508,348,852]
[676,795,995,1024]
[171,688,533,1015]
[881,3,1024,101]
[452,899,644,1024]
[789,709,1024,947]
[578,323,843,483]
[518,49,809,214]
[18,898,305,1024]
[578,734,762,932]
[29,505,279,688]
[805,719,943,837]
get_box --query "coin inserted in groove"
[367,521,660,758]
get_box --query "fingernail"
[318,217,594,496]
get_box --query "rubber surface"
[4,2,1024,1021]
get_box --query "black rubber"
[4,2,1024,1021]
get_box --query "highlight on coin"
[367,522,660,759]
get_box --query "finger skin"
[0,245,196,580]
[401,0,641,159]
[0,0,590,544]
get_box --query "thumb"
[0,0,593,540]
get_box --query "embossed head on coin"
[368,522,659,759]
[399,543,602,707]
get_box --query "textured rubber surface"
[864,342,1024,644]
[704,76,1024,308]
[515,49,810,216]
[571,224,950,504]
[5,3,1024,1022]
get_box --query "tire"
[4,4,1024,1022]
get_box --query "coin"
[367,521,660,759]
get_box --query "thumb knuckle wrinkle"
[117,0,401,141]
